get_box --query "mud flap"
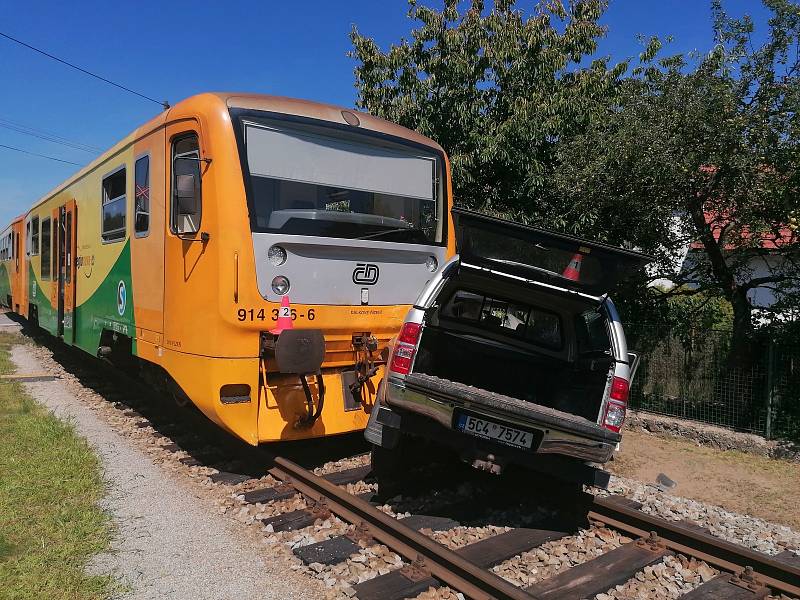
[364,401,402,449]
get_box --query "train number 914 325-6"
[237,307,316,322]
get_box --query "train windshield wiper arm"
[356,227,421,240]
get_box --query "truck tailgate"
[402,373,621,445]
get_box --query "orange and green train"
[1,93,455,445]
[0,216,24,310]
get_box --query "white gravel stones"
[596,475,800,555]
[430,525,511,549]
[292,541,405,599]
[597,554,719,599]
[491,526,631,587]
[314,453,370,475]
[415,587,464,599]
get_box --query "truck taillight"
[397,322,421,345]
[603,376,629,433]
[389,322,421,375]
[610,377,629,402]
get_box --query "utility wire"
[0,143,82,166]
[0,118,101,153]
[0,31,169,109]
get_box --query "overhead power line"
[0,30,169,110]
[0,143,82,166]
[0,117,102,153]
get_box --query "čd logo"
[352,263,379,285]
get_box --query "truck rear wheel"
[370,434,428,498]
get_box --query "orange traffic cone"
[562,253,583,281]
[270,296,294,335]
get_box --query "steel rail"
[268,456,536,600]
[589,495,800,597]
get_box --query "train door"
[50,207,60,334]
[163,120,207,349]
[12,222,21,313]
[130,142,166,344]
[56,201,77,341]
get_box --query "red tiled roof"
[689,211,795,250]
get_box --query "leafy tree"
[349,0,626,221]
[351,0,800,359]
[553,0,800,358]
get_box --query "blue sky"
[0,0,771,226]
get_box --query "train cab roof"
[25,92,444,215]
[213,93,445,154]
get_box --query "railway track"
[11,321,800,600]
[242,453,799,600]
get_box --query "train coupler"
[345,333,381,408]
[260,329,327,428]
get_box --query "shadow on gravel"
[10,314,368,475]
[381,460,594,532]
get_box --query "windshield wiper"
[356,227,421,241]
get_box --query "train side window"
[134,155,150,236]
[41,218,51,280]
[31,216,40,255]
[102,167,127,243]
[171,134,202,235]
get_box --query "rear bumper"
[377,373,619,464]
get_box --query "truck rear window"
[441,290,563,350]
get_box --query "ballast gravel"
[595,476,800,555]
[11,343,323,600]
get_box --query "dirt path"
[611,428,800,530]
[11,342,324,600]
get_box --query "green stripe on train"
[0,263,10,305]
[29,262,57,332]
[29,240,136,356]
[74,240,136,355]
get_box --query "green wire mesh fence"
[626,326,800,442]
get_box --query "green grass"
[0,332,114,599]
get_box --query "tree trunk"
[729,287,754,366]
[686,194,753,366]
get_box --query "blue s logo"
[117,281,126,316]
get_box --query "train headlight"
[271,276,290,295]
[425,255,438,272]
[268,245,287,266]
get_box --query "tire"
[370,442,404,479]
[370,433,430,498]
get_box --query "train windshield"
[239,118,443,245]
